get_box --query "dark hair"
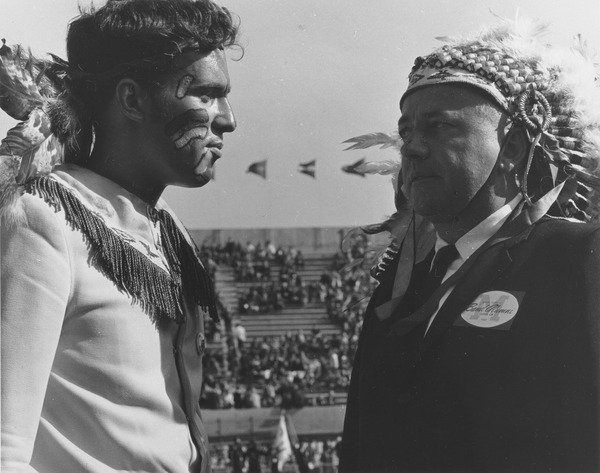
[47,0,240,163]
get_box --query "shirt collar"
[435,194,523,261]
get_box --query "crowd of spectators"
[210,439,272,473]
[294,233,376,341]
[199,240,305,283]
[238,273,309,314]
[201,330,353,410]
[199,234,379,410]
[209,437,341,472]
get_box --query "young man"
[1,1,237,471]
[341,20,600,473]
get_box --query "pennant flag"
[342,132,398,151]
[272,413,293,471]
[342,158,367,177]
[298,159,316,178]
[246,160,267,179]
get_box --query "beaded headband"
[401,45,550,111]
[399,36,600,221]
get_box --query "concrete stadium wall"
[190,227,348,252]
[189,227,389,252]
[203,405,346,441]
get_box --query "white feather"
[355,159,401,176]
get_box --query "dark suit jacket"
[340,216,600,473]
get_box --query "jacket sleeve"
[339,300,377,473]
[1,194,71,472]
[339,328,364,472]
[565,226,600,471]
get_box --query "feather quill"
[354,159,400,176]
[0,108,63,226]
[343,132,399,151]
[0,45,57,120]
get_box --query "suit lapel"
[384,208,539,345]
[420,244,513,351]
[420,213,539,352]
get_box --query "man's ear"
[498,125,529,173]
[115,78,147,122]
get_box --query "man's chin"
[192,171,212,187]
[171,170,213,188]
[412,199,449,222]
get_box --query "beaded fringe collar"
[25,177,218,326]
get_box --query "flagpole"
[273,409,295,472]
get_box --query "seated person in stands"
[294,249,305,269]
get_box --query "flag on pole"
[247,160,267,179]
[272,412,293,471]
[298,159,316,178]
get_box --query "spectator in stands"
[294,249,305,269]
[262,382,277,407]
[221,382,235,409]
[233,321,247,349]
[266,240,276,259]
[229,439,245,473]
[248,387,262,408]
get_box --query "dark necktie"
[413,244,459,311]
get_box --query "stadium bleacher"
[195,233,378,471]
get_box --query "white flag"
[272,413,293,471]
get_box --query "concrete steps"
[236,307,340,339]
[213,252,343,339]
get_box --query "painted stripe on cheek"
[174,127,209,149]
[175,74,194,99]
[164,108,210,138]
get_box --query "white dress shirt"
[426,195,522,332]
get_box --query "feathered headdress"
[344,16,600,282]
[0,46,63,226]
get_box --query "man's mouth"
[194,147,223,177]
[207,147,222,162]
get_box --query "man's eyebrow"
[398,110,457,126]
[190,81,231,95]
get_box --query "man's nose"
[401,131,429,160]
[212,98,236,134]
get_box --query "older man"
[341,20,600,473]
[1,1,237,471]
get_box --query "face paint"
[175,74,194,99]
[164,108,210,149]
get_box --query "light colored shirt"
[1,165,203,472]
[426,195,522,332]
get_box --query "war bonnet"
[400,17,600,221]
[343,16,600,282]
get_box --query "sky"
[1,0,599,229]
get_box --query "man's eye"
[430,121,450,130]
[200,95,212,104]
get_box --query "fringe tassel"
[155,208,219,322]
[25,177,218,326]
